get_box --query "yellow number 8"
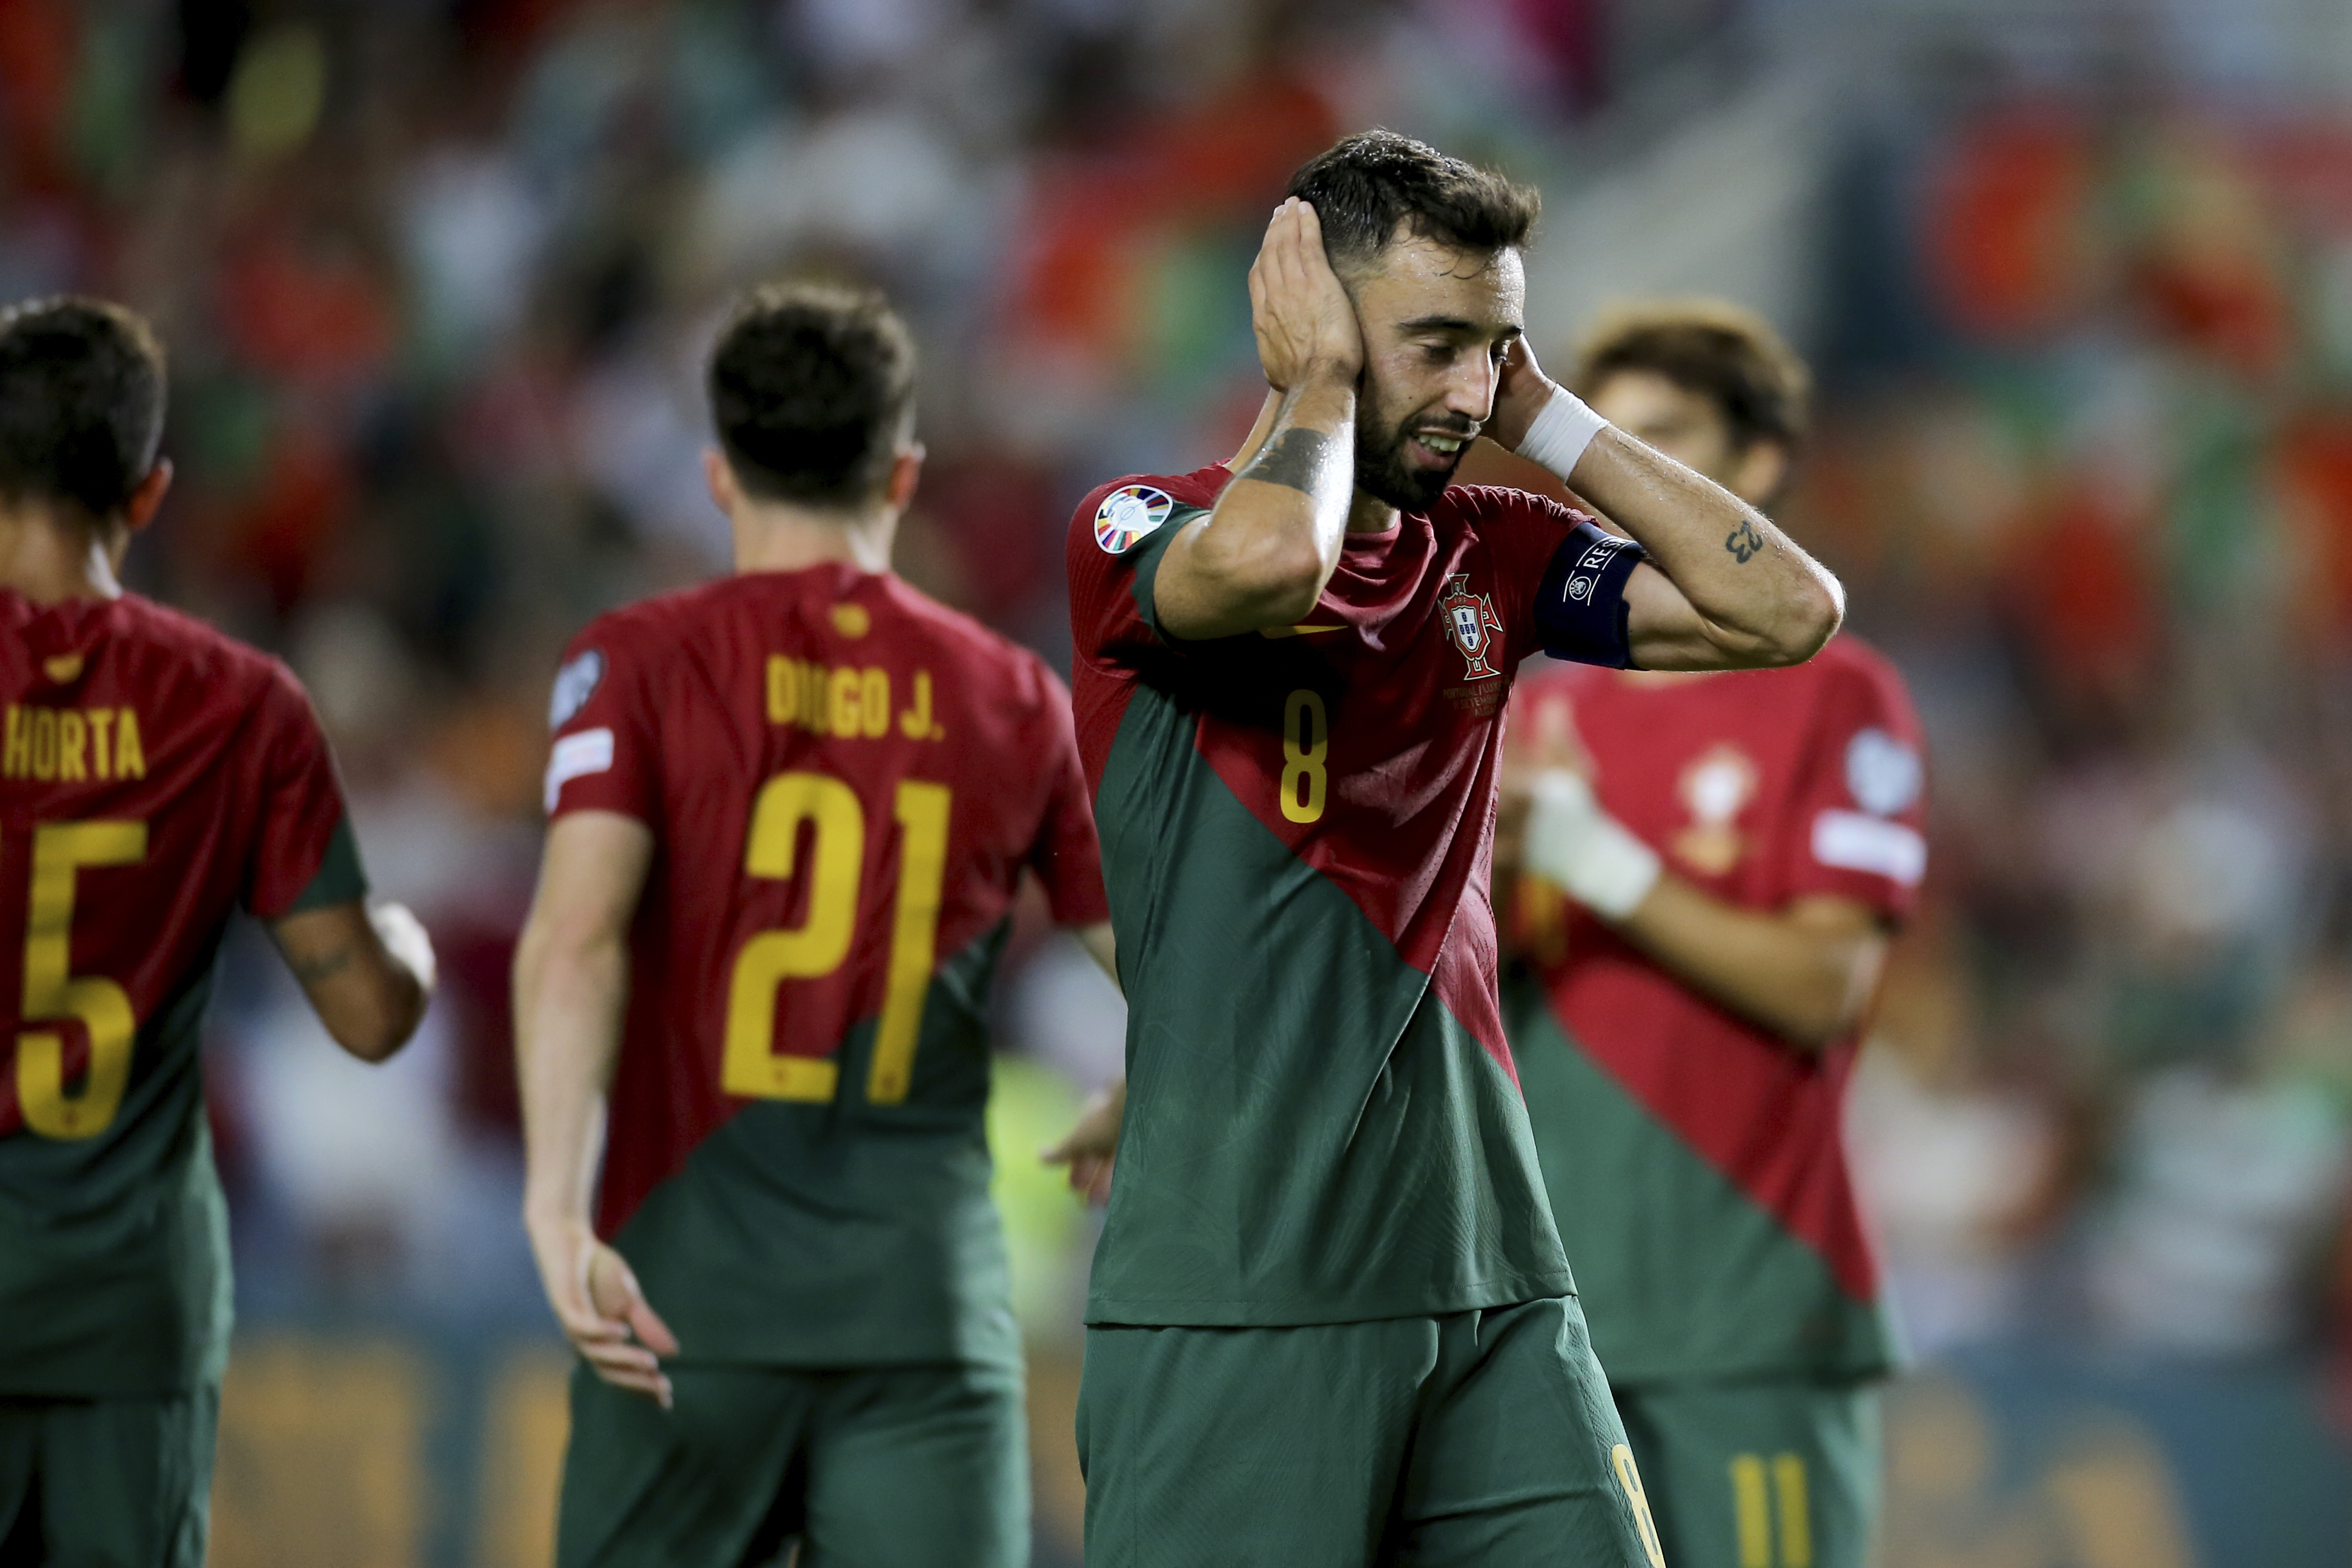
[1280,689,1328,825]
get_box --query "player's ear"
[122,458,172,534]
[885,443,923,514]
[703,448,738,517]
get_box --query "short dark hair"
[1572,299,1811,452]
[0,297,167,520]
[707,282,916,508]
[1286,130,1540,277]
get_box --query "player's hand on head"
[1248,197,1363,392]
[1485,336,1561,454]
[527,1214,680,1407]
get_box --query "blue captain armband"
[1532,521,1647,669]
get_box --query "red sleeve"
[1472,487,1599,669]
[245,661,359,919]
[1024,661,1111,927]
[543,618,660,825]
[1064,477,1207,672]
[1774,652,1929,924]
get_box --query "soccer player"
[1498,302,1927,1568]
[1059,131,1843,1565]
[0,297,436,1565]
[517,282,1113,1567]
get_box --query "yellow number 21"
[722,772,950,1107]
[18,821,146,1140]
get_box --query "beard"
[1353,400,1472,513]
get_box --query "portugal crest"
[1439,574,1504,680]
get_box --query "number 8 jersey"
[0,589,366,1398]
[546,563,1108,1374]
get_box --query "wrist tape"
[1515,386,1610,480]
[1523,770,1660,921]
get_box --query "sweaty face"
[1346,237,1526,512]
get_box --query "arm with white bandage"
[1489,339,1843,672]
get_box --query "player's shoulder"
[566,578,734,653]
[878,575,1067,706]
[1437,482,1592,531]
[111,593,305,701]
[1070,466,1227,559]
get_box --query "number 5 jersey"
[545,563,1108,1374]
[0,589,367,1397]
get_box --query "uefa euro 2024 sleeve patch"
[1095,485,1174,555]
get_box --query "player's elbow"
[325,971,428,1064]
[1715,567,1844,670]
[1187,512,1331,629]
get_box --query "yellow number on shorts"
[1732,1451,1812,1568]
[18,821,146,1140]
[1611,1444,1668,1568]
[1279,689,1328,824]
[721,772,951,1105]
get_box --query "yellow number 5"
[721,772,951,1107]
[18,821,145,1140]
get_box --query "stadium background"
[6,0,2352,1561]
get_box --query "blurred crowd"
[7,0,2352,1408]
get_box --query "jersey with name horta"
[546,564,1108,1373]
[0,590,366,1397]
[1067,464,1608,1328]
[1503,637,1926,1384]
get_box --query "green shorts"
[0,1384,217,1567]
[1612,1377,1880,1568]
[1078,1295,1665,1568]
[557,1360,1027,1568]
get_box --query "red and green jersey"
[546,564,1107,1374]
[0,590,365,1397]
[1068,466,1615,1327]
[1504,637,1927,1383]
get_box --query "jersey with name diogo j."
[1068,466,1646,1328]
[1504,638,1927,1384]
[547,564,1107,1374]
[0,590,366,1398]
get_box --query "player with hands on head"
[1061,131,1844,1568]
[516,280,1114,1568]
[1498,299,1929,1568]
[0,297,433,1568]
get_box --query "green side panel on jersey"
[285,814,368,914]
[1505,973,1893,1384]
[615,921,1021,1374]
[0,942,230,1397]
[1087,676,1571,1328]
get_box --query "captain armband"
[1532,520,1647,669]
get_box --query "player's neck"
[728,500,896,577]
[0,505,124,605]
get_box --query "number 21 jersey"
[546,564,1108,1373]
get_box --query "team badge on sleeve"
[549,649,606,729]
[1094,485,1174,554]
[1438,574,1505,680]
[1844,728,1922,816]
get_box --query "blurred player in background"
[0,298,436,1565]
[1499,301,1927,1568]
[1058,132,1844,1565]
[516,282,1113,1567]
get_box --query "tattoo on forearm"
[1725,518,1764,563]
[1239,427,1339,498]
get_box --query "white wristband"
[1522,770,1660,921]
[1514,386,1610,481]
